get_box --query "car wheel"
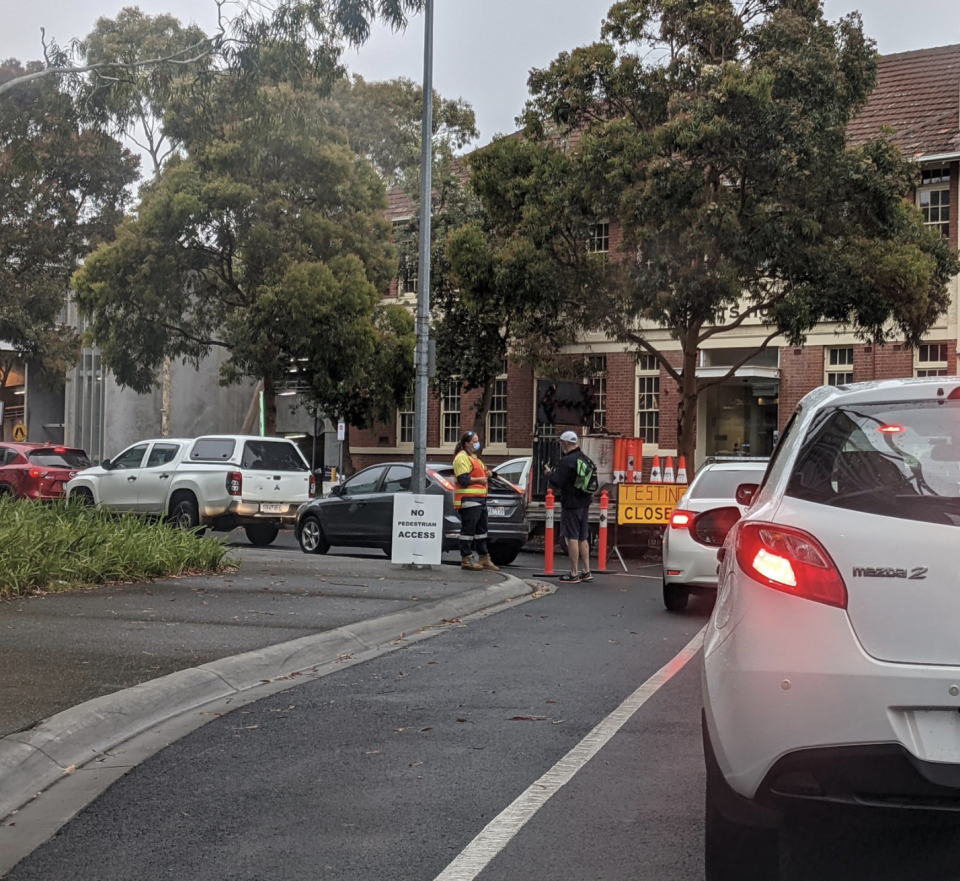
[663,581,689,613]
[489,543,521,567]
[704,720,781,880]
[298,515,329,555]
[170,496,205,535]
[70,488,94,507]
[244,523,279,547]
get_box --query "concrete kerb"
[0,573,538,826]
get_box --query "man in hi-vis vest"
[453,431,500,572]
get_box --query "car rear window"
[786,400,960,526]
[27,449,90,468]
[691,469,764,499]
[190,439,236,461]
[241,440,308,472]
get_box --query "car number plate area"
[889,709,960,763]
[260,503,285,514]
[489,506,506,518]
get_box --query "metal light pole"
[411,0,435,495]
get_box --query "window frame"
[917,167,951,239]
[397,393,415,448]
[824,346,854,387]
[915,342,949,378]
[588,220,611,255]
[486,365,509,449]
[635,354,661,446]
[585,355,607,433]
[441,380,462,448]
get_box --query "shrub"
[0,498,232,598]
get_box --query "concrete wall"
[23,358,66,445]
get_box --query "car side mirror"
[736,483,760,507]
[330,484,343,497]
[100,458,112,471]
[689,507,741,548]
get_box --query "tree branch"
[621,329,683,384]
[162,323,231,350]
[695,329,781,393]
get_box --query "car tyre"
[489,543,521,567]
[704,715,781,881]
[71,488,94,507]
[298,515,329,555]
[170,496,205,536]
[663,581,689,613]
[245,523,280,547]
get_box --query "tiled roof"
[847,43,960,158]
[386,188,414,222]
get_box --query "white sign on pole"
[391,493,444,566]
[337,421,346,441]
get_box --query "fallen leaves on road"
[509,715,546,722]
[440,617,464,625]
[410,761,424,767]
[365,750,381,755]
[419,727,433,733]
[394,727,410,733]
[62,765,77,774]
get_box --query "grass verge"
[0,498,232,599]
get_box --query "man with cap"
[543,430,593,583]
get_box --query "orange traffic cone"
[663,456,675,484]
[650,455,662,484]
[676,456,688,484]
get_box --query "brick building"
[352,44,960,472]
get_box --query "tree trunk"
[161,356,172,437]
[676,345,699,468]
[471,381,495,443]
[341,422,355,477]
[262,372,277,436]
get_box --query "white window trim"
[589,220,611,255]
[485,371,509,450]
[824,346,854,386]
[635,354,661,448]
[440,380,462,449]
[917,168,951,239]
[915,341,950,378]
[396,396,415,450]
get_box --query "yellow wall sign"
[617,483,686,525]
[12,423,27,442]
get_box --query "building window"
[586,355,607,431]
[441,380,461,446]
[636,354,660,444]
[918,168,951,239]
[394,220,418,298]
[486,367,508,447]
[916,342,949,378]
[589,221,610,254]
[398,394,415,445]
[825,347,854,386]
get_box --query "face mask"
[472,441,481,452]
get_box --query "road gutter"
[0,574,553,876]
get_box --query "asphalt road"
[9,542,959,880]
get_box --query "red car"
[0,442,91,500]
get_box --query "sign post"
[391,493,444,567]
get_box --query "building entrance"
[702,376,779,459]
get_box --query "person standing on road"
[544,430,593,583]
[453,431,500,573]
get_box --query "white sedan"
[661,459,768,612]
[697,378,960,878]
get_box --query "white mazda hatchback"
[698,378,960,880]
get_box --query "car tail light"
[54,446,66,453]
[309,473,317,498]
[226,471,242,496]
[428,469,456,492]
[670,510,692,529]
[736,522,847,608]
[29,468,42,479]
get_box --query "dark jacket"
[548,447,592,509]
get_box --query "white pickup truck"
[66,434,314,546]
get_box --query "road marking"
[432,628,705,881]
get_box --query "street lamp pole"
[411,0,435,495]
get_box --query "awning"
[693,365,780,380]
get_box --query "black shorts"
[560,505,590,541]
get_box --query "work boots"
[478,555,500,572]
[461,555,484,571]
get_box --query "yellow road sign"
[617,483,686,525]
[12,423,27,442]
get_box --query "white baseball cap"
[559,431,579,444]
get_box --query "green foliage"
[468,0,959,457]
[0,498,231,598]
[73,78,399,432]
[0,59,138,390]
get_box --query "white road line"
[432,628,705,881]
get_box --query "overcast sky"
[3,0,959,145]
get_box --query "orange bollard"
[614,437,625,484]
[626,438,638,482]
[535,489,557,577]
[595,490,612,574]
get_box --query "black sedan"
[295,461,528,566]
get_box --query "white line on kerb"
[432,628,705,881]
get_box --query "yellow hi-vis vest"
[453,451,488,509]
